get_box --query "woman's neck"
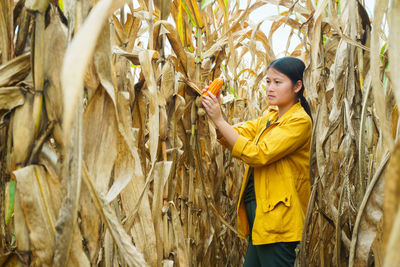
[277,100,297,119]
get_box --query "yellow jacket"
[219,102,312,245]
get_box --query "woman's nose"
[267,84,275,92]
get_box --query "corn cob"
[203,78,223,97]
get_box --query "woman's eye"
[266,80,270,84]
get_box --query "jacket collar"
[267,102,302,124]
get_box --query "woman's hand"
[201,83,239,147]
[202,85,223,124]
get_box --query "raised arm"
[202,92,238,148]
[232,115,312,167]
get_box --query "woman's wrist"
[214,117,226,130]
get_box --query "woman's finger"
[202,98,215,110]
[202,97,211,107]
[208,91,218,102]
[203,94,212,101]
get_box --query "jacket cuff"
[232,135,248,158]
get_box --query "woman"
[202,57,312,267]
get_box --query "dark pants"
[244,200,299,267]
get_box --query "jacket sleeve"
[217,117,260,148]
[231,114,311,167]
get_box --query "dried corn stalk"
[1,0,400,266]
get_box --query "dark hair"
[267,57,312,120]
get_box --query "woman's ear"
[294,80,302,93]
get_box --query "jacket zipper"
[255,119,277,145]
[245,119,276,182]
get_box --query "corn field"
[0,0,400,266]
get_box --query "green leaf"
[181,0,196,28]
[383,62,389,92]
[5,181,15,226]
[58,0,63,11]
[229,86,238,100]
[323,36,327,46]
[191,124,195,136]
[380,43,387,55]
[380,42,387,64]
[223,0,228,10]
[178,1,185,44]
[187,45,194,52]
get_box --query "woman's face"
[265,67,301,108]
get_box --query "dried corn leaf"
[111,89,157,266]
[12,92,35,167]
[0,87,24,110]
[80,87,118,263]
[13,186,30,267]
[15,7,31,56]
[169,202,189,267]
[262,0,310,16]
[14,165,89,266]
[126,14,142,51]
[0,0,12,63]
[55,0,125,265]
[115,139,157,266]
[82,164,149,267]
[139,50,159,164]
[113,46,160,65]
[25,0,49,12]
[105,92,139,203]
[61,0,124,136]
[154,20,188,73]
[0,53,30,87]
[94,22,116,105]
[112,14,127,45]
[152,161,173,265]
[202,36,228,60]
[371,0,392,160]
[31,11,45,137]
[83,84,118,194]
[389,0,400,108]
[43,8,67,146]
[349,153,389,267]
[159,60,175,105]
[104,230,114,267]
